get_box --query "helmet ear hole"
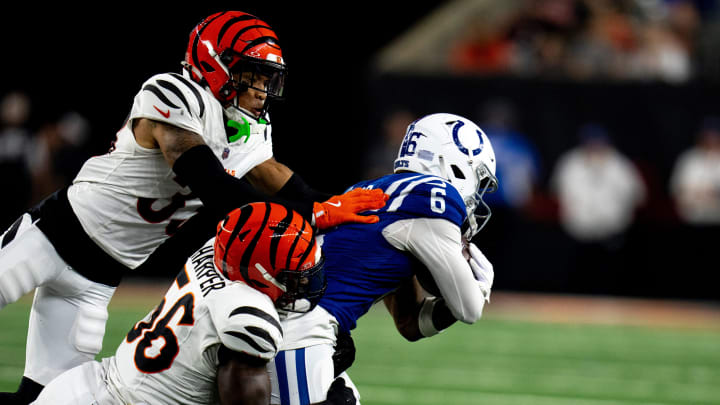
[220,52,233,66]
[450,165,466,179]
[200,62,216,72]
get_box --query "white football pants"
[30,360,123,405]
[269,306,361,405]
[0,213,116,385]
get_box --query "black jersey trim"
[29,188,128,287]
[175,267,190,289]
[224,330,274,353]
[169,73,206,118]
[245,326,277,350]
[157,79,191,114]
[229,306,282,336]
[1,215,23,248]
[142,84,181,109]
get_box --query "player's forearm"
[172,144,314,220]
[418,296,458,337]
[384,290,423,342]
[217,347,272,405]
[406,219,486,323]
[385,292,458,341]
[384,277,458,341]
[245,158,294,196]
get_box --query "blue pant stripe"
[296,348,310,405]
[275,351,290,405]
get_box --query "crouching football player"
[32,202,349,405]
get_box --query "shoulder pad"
[212,284,283,360]
[132,73,210,133]
[384,175,466,227]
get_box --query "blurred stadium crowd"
[447,0,715,83]
[0,91,90,231]
[1,0,719,301]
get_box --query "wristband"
[418,297,442,337]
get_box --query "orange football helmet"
[214,202,325,312]
[183,11,286,117]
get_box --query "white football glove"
[466,243,494,302]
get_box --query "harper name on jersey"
[68,72,274,269]
[101,239,282,404]
[318,172,466,333]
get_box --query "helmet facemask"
[274,255,326,313]
[463,162,498,240]
[223,52,286,120]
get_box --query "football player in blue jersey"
[269,112,498,405]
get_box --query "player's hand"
[321,377,357,405]
[466,243,494,302]
[332,331,356,377]
[313,188,388,230]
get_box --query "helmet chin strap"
[224,106,269,144]
[227,94,271,124]
[225,105,267,124]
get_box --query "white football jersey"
[102,239,283,404]
[68,72,274,268]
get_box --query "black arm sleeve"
[276,173,333,203]
[135,207,220,278]
[318,378,357,405]
[430,298,459,332]
[172,145,314,220]
[332,331,356,378]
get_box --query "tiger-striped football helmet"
[183,11,286,119]
[214,202,325,312]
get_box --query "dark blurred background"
[1,1,719,302]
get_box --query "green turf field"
[1,290,719,405]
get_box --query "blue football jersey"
[318,172,467,333]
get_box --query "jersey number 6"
[126,293,195,373]
[430,186,446,214]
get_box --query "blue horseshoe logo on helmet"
[452,120,484,156]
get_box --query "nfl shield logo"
[222,148,230,159]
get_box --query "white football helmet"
[394,113,498,239]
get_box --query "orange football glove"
[313,188,389,229]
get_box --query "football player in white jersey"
[268,113,498,404]
[32,202,337,405]
[0,11,386,404]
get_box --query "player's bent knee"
[71,306,109,355]
[0,258,43,308]
[0,215,61,308]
